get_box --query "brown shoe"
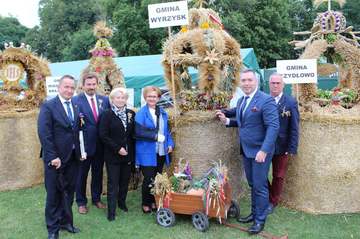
[78,206,88,214]
[94,201,107,209]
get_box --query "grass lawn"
[0,185,359,239]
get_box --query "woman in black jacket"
[99,87,135,221]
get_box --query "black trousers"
[141,155,165,207]
[106,161,132,218]
[44,151,79,234]
[75,153,104,206]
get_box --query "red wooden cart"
[155,182,240,232]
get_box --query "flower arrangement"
[316,87,359,108]
[178,90,231,112]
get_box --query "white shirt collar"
[274,92,283,104]
[84,92,97,101]
[58,94,71,104]
[244,89,257,101]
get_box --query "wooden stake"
[168,26,178,127]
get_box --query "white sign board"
[46,76,61,99]
[276,59,317,84]
[148,1,188,29]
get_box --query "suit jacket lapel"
[243,91,259,119]
[278,94,285,108]
[55,96,72,126]
[96,95,103,115]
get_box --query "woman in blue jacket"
[135,86,174,213]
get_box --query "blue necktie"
[64,101,74,124]
[240,96,249,124]
[240,96,250,116]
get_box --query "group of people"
[38,74,174,239]
[216,69,299,234]
[37,69,298,238]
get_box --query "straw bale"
[0,110,43,191]
[168,111,245,199]
[281,111,360,214]
[162,8,241,95]
[333,39,360,91]
[294,39,328,102]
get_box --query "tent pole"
[168,26,177,127]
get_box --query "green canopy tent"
[48,48,260,107]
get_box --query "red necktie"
[90,98,98,122]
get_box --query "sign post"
[276,59,318,102]
[148,1,189,125]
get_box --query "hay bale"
[169,111,244,199]
[0,110,43,191]
[281,110,360,214]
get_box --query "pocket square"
[251,106,259,112]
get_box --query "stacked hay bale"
[0,43,50,191]
[284,1,360,213]
[161,7,245,199]
[282,105,360,214]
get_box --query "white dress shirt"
[274,92,283,104]
[85,93,98,115]
[58,94,74,119]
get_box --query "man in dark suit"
[38,75,81,239]
[216,69,279,234]
[73,73,109,214]
[267,73,299,213]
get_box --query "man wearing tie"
[267,73,299,213]
[73,73,109,214]
[216,69,279,234]
[38,75,81,239]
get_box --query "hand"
[157,134,165,143]
[167,146,173,153]
[255,150,267,163]
[119,147,128,156]
[51,158,61,169]
[215,110,228,125]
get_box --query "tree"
[0,16,28,49]
[104,0,167,57]
[34,0,102,62]
[61,26,96,61]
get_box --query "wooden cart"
[155,182,240,232]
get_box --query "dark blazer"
[72,93,110,157]
[225,90,279,158]
[274,94,299,155]
[38,96,80,164]
[99,108,135,165]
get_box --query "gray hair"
[269,72,284,82]
[109,87,128,104]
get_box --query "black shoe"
[60,224,80,233]
[237,214,254,223]
[48,232,59,239]
[248,223,265,234]
[119,205,128,212]
[267,203,274,215]
[107,215,115,221]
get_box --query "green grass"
[0,185,359,239]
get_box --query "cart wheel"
[192,212,209,232]
[227,200,240,219]
[156,208,175,227]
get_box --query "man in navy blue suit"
[38,75,81,239]
[216,69,279,234]
[73,73,109,214]
[267,73,299,213]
